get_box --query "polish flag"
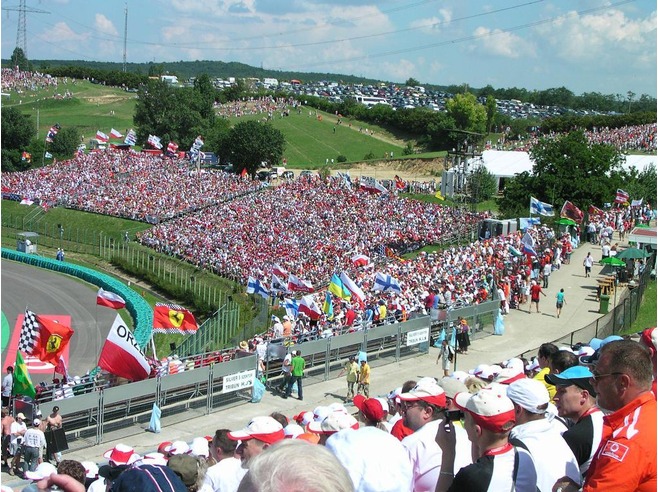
[287,274,314,293]
[340,272,366,306]
[110,128,123,139]
[96,288,126,310]
[98,314,150,381]
[351,254,370,267]
[299,295,322,320]
[273,264,288,277]
[96,131,109,143]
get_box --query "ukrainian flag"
[323,291,334,320]
[328,273,351,299]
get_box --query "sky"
[2,0,656,97]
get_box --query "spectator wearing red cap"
[555,340,657,492]
[546,366,603,477]
[434,389,537,491]
[204,428,246,492]
[506,379,581,492]
[228,417,285,469]
[353,395,388,431]
[398,378,451,491]
[638,327,657,398]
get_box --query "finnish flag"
[530,197,554,216]
[373,272,402,293]
[246,277,270,299]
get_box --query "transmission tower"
[2,0,50,59]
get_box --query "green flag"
[12,352,36,399]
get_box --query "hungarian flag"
[98,314,150,381]
[33,316,74,365]
[110,128,124,139]
[615,189,630,204]
[588,205,605,216]
[560,201,584,223]
[97,288,126,310]
[96,130,109,143]
[153,303,198,334]
[351,254,370,267]
[12,352,36,399]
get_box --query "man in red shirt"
[528,280,546,314]
[554,340,656,491]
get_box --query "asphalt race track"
[1,259,118,385]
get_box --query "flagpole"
[150,334,158,360]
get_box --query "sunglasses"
[590,371,624,382]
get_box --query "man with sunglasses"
[554,340,656,492]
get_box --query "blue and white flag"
[246,276,270,299]
[44,152,53,159]
[373,272,402,293]
[124,129,137,146]
[530,197,554,216]
[521,232,538,257]
[519,217,541,230]
[283,298,299,319]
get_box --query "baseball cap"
[33,419,41,426]
[190,437,209,458]
[164,440,191,456]
[503,358,525,374]
[307,411,359,434]
[228,416,285,445]
[103,443,141,465]
[588,335,622,351]
[454,389,516,433]
[525,358,540,372]
[111,464,187,492]
[640,327,657,355]
[353,397,388,422]
[544,366,596,396]
[16,413,25,419]
[492,367,526,385]
[506,379,550,414]
[437,377,468,399]
[167,454,199,487]
[25,462,57,481]
[140,453,169,467]
[398,379,447,408]
[293,411,314,426]
[81,461,99,480]
[313,406,332,422]
[283,423,305,438]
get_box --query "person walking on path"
[583,252,593,278]
[284,351,305,400]
[542,261,552,288]
[337,356,359,400]
[357,359,371,398]
[556,289,566,318]
[436,340,452,376]
[529,281,546,314]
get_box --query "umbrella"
[601,257,626,267]
[557,218,576,226]
[615,247,650,260]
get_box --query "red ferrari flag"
[33,316,74,365]
[153,303,198,334]
[560,201,584,223]
[588,205,605,216]
[97,288,126,310]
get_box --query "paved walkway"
[1,236,626,488]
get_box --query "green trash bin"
[599,294,610,314]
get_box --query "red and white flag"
[96,288,126,310]
[299,295,322,320]
[53,355,69,380]
[351,254,370,267]
[273,264,288,277]
[96,131,109,143]
[615,189,630,204]
[110,128,123,139]
[287,274,314,293]
[167,141,179,154]
[98,314,150,381]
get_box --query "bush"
[363,151,375,160]
[403,142,415,155]
[336,154,348,163]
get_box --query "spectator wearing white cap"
[398,379,451,491]
[506,379,581,492]
[307,410,359,445]
[239,439,353,492]
[204,429,246,492]
[22,418,46,473]
[326,426,413,492]
[434,389,537,492]
[545,366,603,477]
[228,417,285,469]
[8,412,26,475]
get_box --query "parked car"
[281,170,295,179]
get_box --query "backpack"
[447,345,455,363]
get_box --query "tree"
[10,47,30,71]
[1,107,35,171]
[49,127,80,158]
[499,130,622,218]
[405,77,420,87]
[445,92,487,135]
[467,164,497,203]
[485,95,497,133]
[222,121,286,177]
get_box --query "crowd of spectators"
[0,68,60,95]
[498,123,657,153]
[4,332,654,492]
[1,151,264,223]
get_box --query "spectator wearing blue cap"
[546,366,603,477]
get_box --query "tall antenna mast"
[2,0,50,59]
[122,5,128,72]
